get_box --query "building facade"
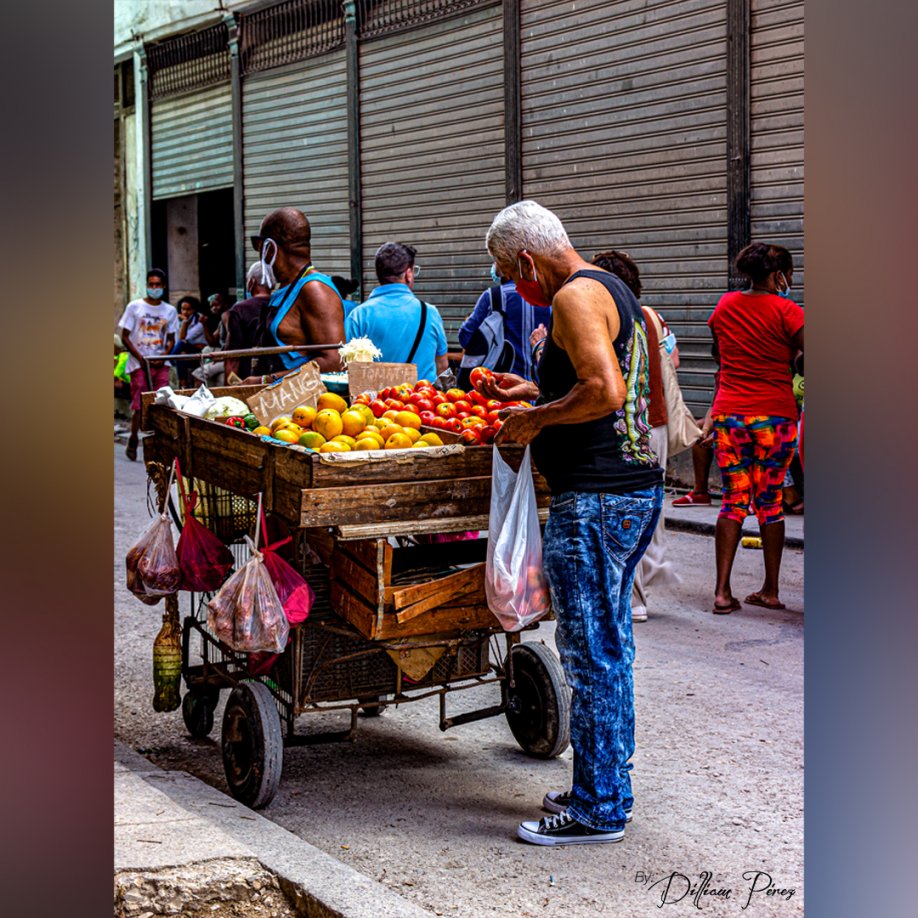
[114,0,803,414]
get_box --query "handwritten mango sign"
[244,362,326,426]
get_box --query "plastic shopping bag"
[207,544,289,654]
[175,465,234,592]
[257,507,314,625]
[126,461,181,605]
[485,446,551,631]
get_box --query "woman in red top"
[708,243,804,613]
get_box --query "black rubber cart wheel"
[358,695,388,717]
[181,688,218,738]
[221,681,284,808]
[503,642,571,759]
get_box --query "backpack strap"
[406,300,428,364]
[488,284,504,314]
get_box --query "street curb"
[665,516,804,550]
[115,743,433,918]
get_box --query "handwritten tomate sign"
[245,362,326,426]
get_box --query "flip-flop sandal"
[744,593,785,610]
[125,444,138,462]
[713,598,741,614]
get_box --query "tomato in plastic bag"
[126,513,182,603]
[207,551,289,654]
[485,446,551,631]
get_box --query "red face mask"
[515,256,553,308]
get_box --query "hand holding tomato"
[477,371,539,403]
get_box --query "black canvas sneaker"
[517,810,625,846]
[542,790,633,822]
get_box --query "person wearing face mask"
[477,200,663,847]
[223,262,276,383]
[707,242,804,614]
[457,264,551,386]
[243,208,345,385]
[118,268,179,461]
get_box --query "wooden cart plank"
[299,477,493,528]
[332,553,383,609]
[391,563,484,611]
[376,602,497,640]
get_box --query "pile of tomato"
[350,370,528,446]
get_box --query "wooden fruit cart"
[142,387,571,809]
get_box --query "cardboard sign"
[347,361,417,398]
[245,362,326,426]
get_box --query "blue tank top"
[266,268,343,370]
[531,269,662,495]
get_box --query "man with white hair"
[479,200,663,846]
[225,261,275,382]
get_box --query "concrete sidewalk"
[115,742,432,917]
[664,489,804,548]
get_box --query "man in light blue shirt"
[345,242,449,382]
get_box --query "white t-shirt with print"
[118,299,179,373]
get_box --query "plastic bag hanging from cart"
[207,495,289,654]
[174,460,234,592]
[259,506,314,625]
[126,460,182,604]
[485,446,551,631]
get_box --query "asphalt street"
[115,443,803,917]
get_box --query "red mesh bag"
[258,508,314,625]
[175,468,234,592]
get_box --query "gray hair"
[247,260,274,290]
[486,200,572,267]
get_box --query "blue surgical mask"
[777,272,793,298]
[146,287,163,300]
[490,263,502,286]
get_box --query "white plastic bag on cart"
[207,538,289,654]
[485,446,551,631]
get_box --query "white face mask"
[260,238,278,286]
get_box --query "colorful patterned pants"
[713,414,798,526]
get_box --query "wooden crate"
[328,536,498,641]
[145,403,551,537]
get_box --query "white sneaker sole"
[517,821,625,846]
[542,794,633,822]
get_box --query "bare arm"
[436,353,449,375]
[497,279,625,445]
[121,327,143,365]
[298,285,345,372]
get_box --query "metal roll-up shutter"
[359,3,505,344]
[520,0,728,415]
[751,0,804,304]
[151,83,233,199]
[242,51,351,278]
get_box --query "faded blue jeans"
[542,486,663,831]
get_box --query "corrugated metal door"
[750,0,804,304]
[520,0,728,414]
[241,51,351,278]
[151,83,233,199]
[359,3,505,344]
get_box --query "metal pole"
[137,44,154,274]
[503,0,522,204]
[344,1,364,300]
[726,0,751,290]
[226,13,246,300]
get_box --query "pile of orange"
[267,392,443,453]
